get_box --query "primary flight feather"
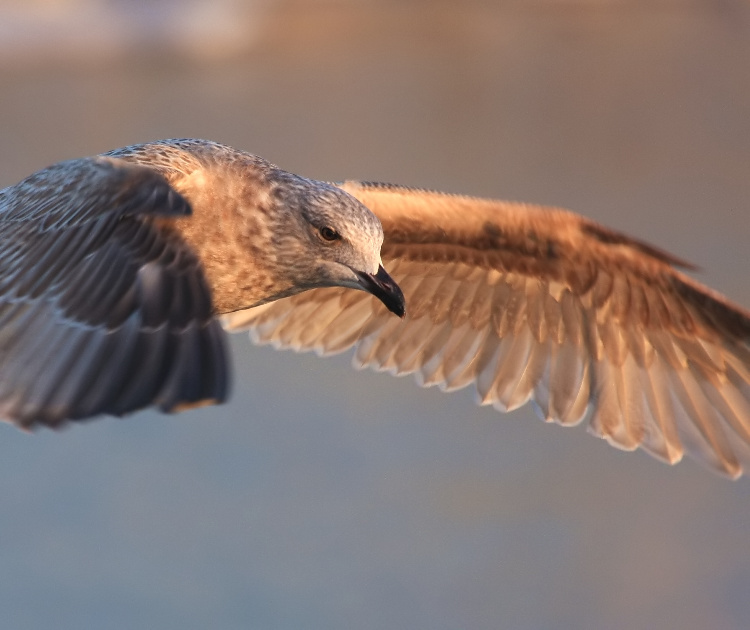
[1,139,748,478]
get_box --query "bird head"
[268,173,406,318]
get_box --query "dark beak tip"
[388,300,406,319]
[394,300,406,319]
[357,265,406,319]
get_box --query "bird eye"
[319,226,341,242]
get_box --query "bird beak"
[355,265,406,318]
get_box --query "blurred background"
[1,1,749,628]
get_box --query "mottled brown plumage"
[227,180,750,478]
[1,139,749,478]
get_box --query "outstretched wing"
[226,181,750,478]
[0,156,229,428]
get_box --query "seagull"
[0,139,748,478]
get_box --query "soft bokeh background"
[1,1,749,628]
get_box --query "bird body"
[1,139,749,478]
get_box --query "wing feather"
[224,181,750,477]
[0,157,229,427]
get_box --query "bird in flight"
[0,139,748,477]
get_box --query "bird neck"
[164,168,294,315]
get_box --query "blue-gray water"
[0,2,749,629]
